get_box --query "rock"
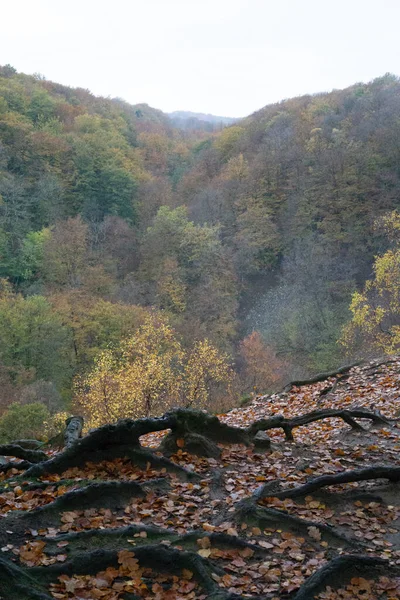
[253,431,271,451]
[184,433,221,459]
[160,432,221,459]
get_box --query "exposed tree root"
[256,465,400,500]
[24,444,198,480]
[162,409,250,445]
[30,545,220,594]
[0,459,31,473]
[281,361,362,392]
[64,416,84,447]
[292,554,392,600]
[1,403,399,600]
[6,439,44,450]
[40,523,263,558]
[22,408,252,477]
[234,499,359,548]
[0,479,169,548]
[0,555,53,600]
[25,480,145,515]
[3,405,385,484]
[42,523,179,552]
[0,444,48,463]
[246,407,391,441]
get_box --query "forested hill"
[0,65,400,436]
[168,111,239,131]
[177,73,400,372]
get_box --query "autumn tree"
[214,125,245,158]
[140,206,238,347]
[75,315,234,428]
[238,331,287,394]
[42,216,88,288]
[340,211,400,356]
[49,291,147,372]
[183,339,234,409]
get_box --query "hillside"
[168,112,239,132]
[1,67,400,444]
[168,111,238,125]
[1,358,400,598]
[176,73,400,371]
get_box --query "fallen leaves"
[50,557,204,600]
[2,358,400,599]
[318,575,400,599]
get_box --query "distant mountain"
[168,110,239,131]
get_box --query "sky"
[1,0,399,118]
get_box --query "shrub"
[0,402,50,443]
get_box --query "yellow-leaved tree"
[183,339,234,409]
[340,211,400,355]
[75,314,234,428]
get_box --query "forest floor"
[1,357,400,599]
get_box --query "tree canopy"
[0,66,400,418]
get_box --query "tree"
[238,331,287,394]
[0,64,17,78]
[16,228,51,282]
[140,207,238,347]
[0,174,33,252]
[183,339,234,409]
[340,211,400,355]
[76,315,184,427]
[75,315,234,428]
[69,116,139,222]
[26,89,56,124]
[50,291,147,371]
[43,217,88,288]
[214,125,244,158]
[234,193,281,273]
[0,285,72,391]
[0,402,50,442]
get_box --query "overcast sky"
[1,0,399,117]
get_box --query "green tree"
[50,291,147,371]
[0,286,73,391]
[69,116,139,222]
[43,217,88,288]
[16,228,50,282]
[140,206,238,346]
[0,402,50,442]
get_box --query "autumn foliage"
[1,359,400,599]
[238,331,286,394]
[341,211,400,355]
[76,315,234,428]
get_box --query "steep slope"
[178,73,400,370]
[1,358,400,599]
[1,67,400,419]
